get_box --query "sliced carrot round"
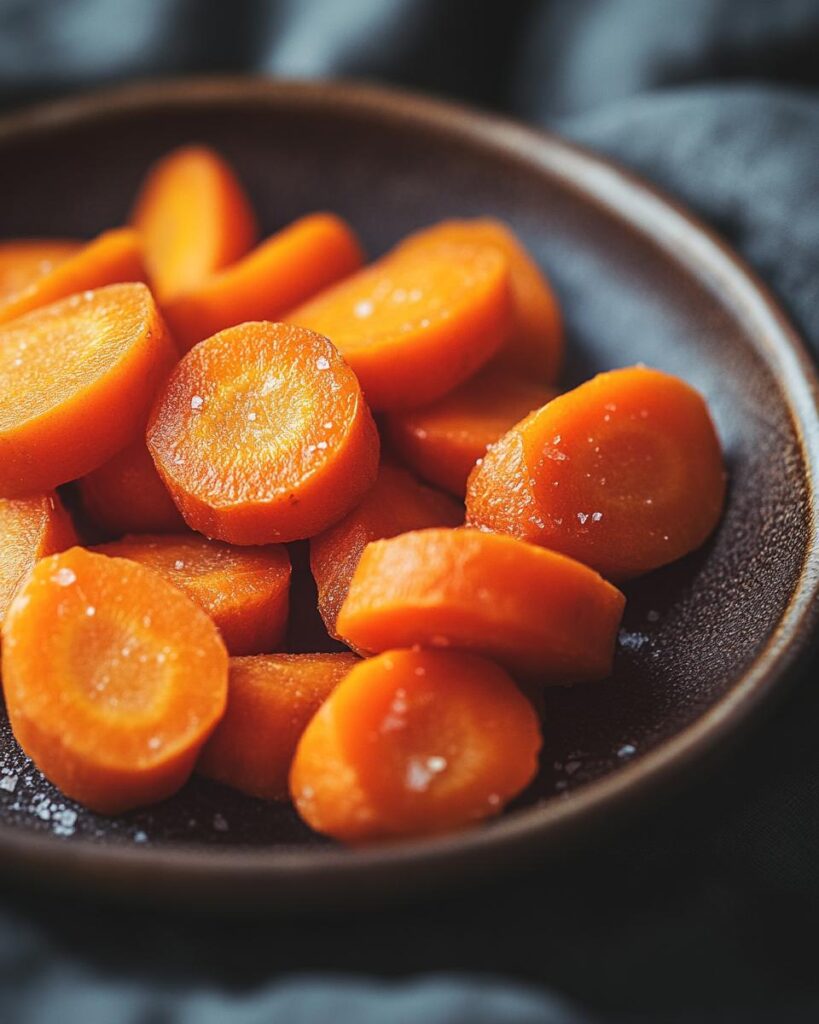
[1,547,228,813]
[0,239,82,301]
[466,366,726,579]
[336,527,625,681]
[95,533,291,656]
[147,321,380,545]
[198,652,358,800]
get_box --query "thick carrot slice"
[0,228,146,327]
[336,527,625,681]
[288,240,512,410]
[1,547,227,813]
[95,533,291,656]
[131,145,257,300]
[466,366,726,579]
[386,369,556,496]
[164,213,364,352]
[0,493,77,630]
[0,282,176,497]
[290,648,541,843]
[198,652,358,799]
[310,462,461,639]
[147,321,380,545]
[398,219,563,380]
[0,239,82,301]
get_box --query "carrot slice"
[131,145,257,300]
[0,282,176,497]
[386,369,556,496]
[198,652,358,799]
[290,648,541,843]
[288,240,512,410]
[0,239,82,301]
[466,366,726,579]
[147,321,380,545]
[164,213,364,352]
[0,228,146,326]
[397,219,563,380]
[336,527,625,681]
[1,547,227,813]
[310,462,461,639]
[95,533,291,656]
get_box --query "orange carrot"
[147,321,380,545]
[198,652,358,799]
[290,648,542,843]
[310,462,461,639]
[386,369,556,496]
[164,213,364,352]
[0,282,176,497]
[0,239,82,301]
[336,527,625,681]
[131,145,257,300]
[466,366,726,579]
[95,534,291,656]
[1,547,227,813]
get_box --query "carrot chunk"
[1,547,228,813]
[131,145,257,300]
[198,652,358,799]
[147,321,380,545]
[290,648,542,843]
[386,369,556,496]
[95,533,290,656]
[310,463,462,639]
[164,213,364,352]
[288,240,512,410]
[0,282,177,497]
[0,239,82,301]
[336,527,624,681]
[466,366,726,579]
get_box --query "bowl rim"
[0,75,817,908]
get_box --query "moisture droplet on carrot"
[466,366,726,580]
[1,547,228,813]
[147,321,380,545]
[95,533,291,656]
[288,239,512,410]
[164,213,364,352]
[131,145,257,300]
[386,369,557,496]
[0,239,82,302]
[290,648,542,843]
[336,527,625,681]
[310,462,462,639]
[198,652,358,800]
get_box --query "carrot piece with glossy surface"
[0,239,82,301]
[131,145,257,300]
[95,533,290,656]
[290,648,541,843]
[164,213,364,352]
[466,366,726,579]
[147,321,379,545]
[198,652,358,799]
[1,547,227,813]
[336,527,624,681]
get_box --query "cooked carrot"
[310,462,461,639]
[290,648,541,843]
[0,239,82,301]
[131,145,257,300]
[466,366,726,579]
[0,282,176,497]
[0,228,146,326]
[336,527,624,681]
[147,321,379,545]
[288,239,512,410]
[164,213,364,352]
[386,369,556,496]
[198,652,358,799]
[397,219,562,380]
[1,547,227,813]
[95,533,291,656]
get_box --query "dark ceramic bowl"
[0,79,817,910]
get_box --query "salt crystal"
[190,395,204,410]
[85,606,96,617]
[51,568,76,587]
[134,830,148,843]
[0,775,17,793]
[354,299,374,318]
[617,743,637,759]
[316,356,330,370]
